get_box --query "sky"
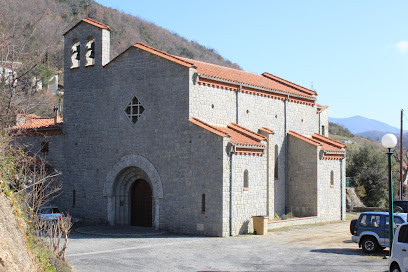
[95,0,408,128]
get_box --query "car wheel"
[361,236,379,253]
[390,263,401,272]
[350,219,357,234]
[394,206,404,213]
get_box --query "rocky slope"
[0,192,37,272]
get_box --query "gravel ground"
[66,220,389,272]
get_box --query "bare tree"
[0,0,65,126]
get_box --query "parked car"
[394,200,408,213]
[389,222,408,272]
[351,212,407,253]
[38,206,62,221]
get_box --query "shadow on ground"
[311,247,390,258]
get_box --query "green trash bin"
[253,215,268,235]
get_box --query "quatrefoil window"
[125,96,145,124]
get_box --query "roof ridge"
[262,72,317,96]
[227,123,265,142]
[189,117,229,137]
[63,17,112,36]
[312,133,346,148]
[135,43,195,68]
[288,130,321,146]
[259,127,275,134]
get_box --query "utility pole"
[401,109,404,200]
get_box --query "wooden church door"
[131,179,152,227]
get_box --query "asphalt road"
[66,221,389,272]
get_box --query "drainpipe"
[229,144,235,236]
[340,157,344,220]
[284,96,289,213]
[318,111,321,134]
[236,85,241,124]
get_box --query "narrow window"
[330,171,334,187]
[243,170,249,190]
[201,194,206,214]
[322,125,326,136]
[71,39,80,68]
[85,36,95,66]
[274,145,279,179]
[72,190,76,207]
[41,142,49,155]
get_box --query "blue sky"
[95,0,408,128]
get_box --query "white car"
[38,206,62,221]
[389,222,408,272]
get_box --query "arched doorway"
[131,179,152,227]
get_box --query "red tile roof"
[259,127,275,134]
[63,17,112,36]
[123,42,317,100]
[134,43,195,68]
[179,57,315,99]
[9,115,62,135]
[189,117,265,148]
[288,130,345,158]
[316,103,329,114]
[262,72,317,96]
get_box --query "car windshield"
[40,207,61,214]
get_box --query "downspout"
[284,96,289,213]
[318,111,321,134]
[236,85,241,124]
[229,144,235,236]
[340,157,344,220]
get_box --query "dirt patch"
[0,193,37,272]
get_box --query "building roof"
[316,103,329,114]
[288,130,345,159]
[179,56,316,99]
[9,114,62,135]
[63,17,112,36]
[259,127,275,134]
[189,117,265,149]
[114,41,317,100]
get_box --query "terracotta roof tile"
[262,72,317,96]
[259,127,275,134]
[188,117,228,137]
[134,43,195,68]
[189,117,265,148]
[9,115,62,131]
[288,131,345,154]
[179,57,315,99]
[124,43,317,100]
[312,133,346,149]
[316,103,329,114]
[63,17,112,36]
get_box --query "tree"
[347,144,389,207]
[0,0,65,126]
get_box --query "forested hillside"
[0,0,240,126]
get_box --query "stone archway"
[105,155,163,229]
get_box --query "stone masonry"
[11,18,345,237]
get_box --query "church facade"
[11,18,346,237]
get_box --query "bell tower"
[63,17,111,71]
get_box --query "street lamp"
[381,133,398,255]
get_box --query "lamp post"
[381,133,398,255]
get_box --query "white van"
[389,223,408,272]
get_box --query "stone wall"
[318,108,329,136]
[287,134,318,217]
[317,158,345,220]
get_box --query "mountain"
[329,116,400,135]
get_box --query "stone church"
[11,18,346,237]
